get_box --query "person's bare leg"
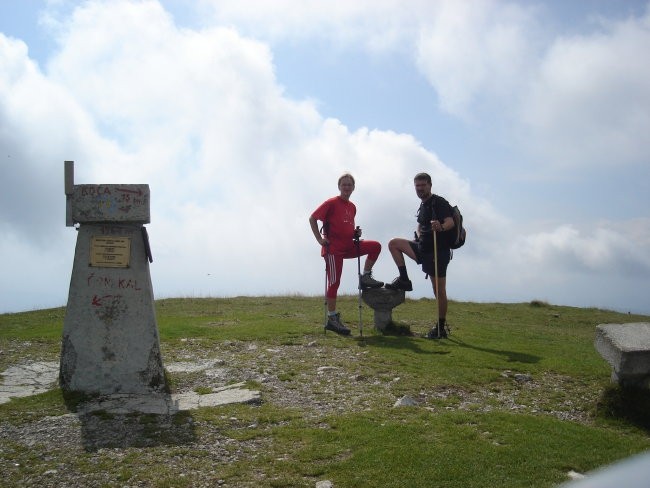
[363,258,376,273]
[388,238,417,265]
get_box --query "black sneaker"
[384,276,413,291]
[360,272,384,289]
[325,313,351,336]
[426,323,448,340]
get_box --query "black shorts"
[409,240,451,278]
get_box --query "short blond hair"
[338,173,355,186]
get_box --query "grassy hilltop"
[1,296,649,487]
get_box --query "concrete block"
[594,323,650,387]
[72,184,150,223]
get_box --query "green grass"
[257,410,646,487]
[1,296,649,487]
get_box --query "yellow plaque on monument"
[90,236,131,268]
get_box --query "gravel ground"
[0,338,599,487]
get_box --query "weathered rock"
[361,288,405,331]
[594,322,650,388]
[393,395,418,407]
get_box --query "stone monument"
[361,288,405,332]
[60,161,165,395]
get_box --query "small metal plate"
[90,236,131,268]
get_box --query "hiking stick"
[433,228,440,337]
[324,244,329,334]
[355,227,363,337]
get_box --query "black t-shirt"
[417,194,454,250]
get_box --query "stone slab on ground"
[1,360,260,412]
[173,383,261,411]
[0,361,59,404]
[594,322,650,387]
[77,384,261,415]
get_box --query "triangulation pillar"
[60,161,165,395]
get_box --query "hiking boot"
[360,272,384,289]
[325,313,351,336]
[384,276,413,291]
[426,323,448,340]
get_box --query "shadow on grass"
[62,390,197,452]
[446,336,542,364]
[356,323,451,356]
[76,410,197,452]
[357,322,539,361]
[595,384,650,433]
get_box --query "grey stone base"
[361,288,405,332]
[595,323,650,388]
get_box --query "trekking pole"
[354,226,363,337]
[324,243,329,335]
[433,227,440,337]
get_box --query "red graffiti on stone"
[86,273,142,292]
[91,294,118,307]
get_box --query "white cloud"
[200,0,423,51]
[1,0,649,315]
[415,0,538,119]
[0,33,110,241]
[0,0,487,311]
[521,8,650,169]
[412,1,650,172]
[197,0,650,174]
[514,223,650,276]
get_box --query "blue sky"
[1,0,649,315]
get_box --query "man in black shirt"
[385,172,455,339]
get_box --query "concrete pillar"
[60,163,165,395]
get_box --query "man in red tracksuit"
[309,173,383,335]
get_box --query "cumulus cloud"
[513,224,650,277]
[415,1,650,172]
[200,0,423,51]
[0,0,488,311]
[415,0,538,119]
[521,7,650,169]
[204,0,650,174]
[1,0,649,315]
[0,33,102,241]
